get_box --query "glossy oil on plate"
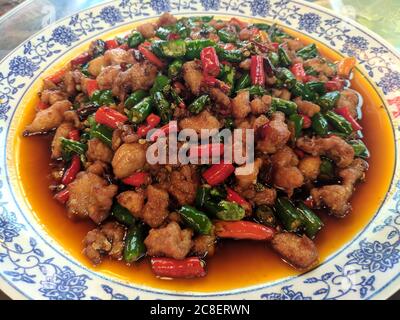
[0,0,400,300]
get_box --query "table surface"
[0,0,399,300]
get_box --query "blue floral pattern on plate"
[0,0,399,300]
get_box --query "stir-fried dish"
[23,13,369,279]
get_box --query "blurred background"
[0,0,399,300]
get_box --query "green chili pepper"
[253,23,271,31]
[111,203,135,226]
[188,16,214,23]
[349,140,370,159]
[275,67,296,88]
[245,85,267,96]
[88,116,113,146]
[218,28,237,43]
[209,186,227,200]
[128,97,153,124]
[185,39,216,59]
[216,200,245,221]
[155,26,176,40]
[289,113,304,138]
[268,24,291,42]
[291,81,317,102]
[304,66,318,76]
[317,91,340,112]
[271,97,298,115]
[278,46,291,67]
[274,197,303,232]
[216,48,243,63]
[195,187,211,208]
[306,81,326,95]
[168,59,183,78]
[150,75,171,96]
[268,52,280,67]
[297,202,324,239]
[60,137,87,161]
[296,43,318,60]
[170,88,185,108]
[125,90,149,109]
[91,90,115,106]
[150,40,165,58]
[179,205,212,235]
[319,157,335,180]
[255,205,277,227]
[159,39,186,58]
[325,110,353,135]
[235,73,251,92]
[188,95,210,114]
[153,92,173,123]
[128,31,144,48]
[311,112,329,136]
[123,223,146,263]
[219,65,236,95]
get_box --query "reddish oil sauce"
[12,22,395,292]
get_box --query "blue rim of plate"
[0,0,399,300]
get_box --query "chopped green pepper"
[60,137,87,161]
[317,91,340,112]
[179,205,212,235]
[325,110,353,135]
[274,197,303,232]
[289,113,304,138]
[319,157,335,180]
[124,223,146,263]
[188,95,210,114]
[124,90,149,109]
[128,96,153,124]
[216,200,245,221]
[88,116,113,146]
[278,46,292,67]
[296,44,318,60]
[255,205,277,227]
[235,73,251,92]
[271,97,298,115]
[275,67,296,88]
[150,75,170,96]
[128,31,144,48]
[297,202,324,239]
[159,39,186,58]
[311,112,329,136]
[349,139,370,159]
[168,59,183,78]
[218,28,237,43]
[185,39,216,59]
[111,203,135,226]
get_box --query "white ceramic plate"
[0,0,399,300]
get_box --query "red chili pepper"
[149,121,178,142]
[188,143,224,160]
[85,79,99,97]
[150,257,206,278]
[294,148,305,159]
[61,155,81,185]
[304,197,315,208]
[94,106,128,129]
[202,75,230,94]
[229,17,248,29]
[200,46,220,77]
[146,113,161,128]
[71,52,91,67]
[46,68,66,84]
[214,221,275,241]
[250,55,265,86]
[301,114,312,128]
[290,63,307,82]
[270,42,279,50]
[105,39,119,50]
[167,33,180,40]
[202,162,235,186]
[223,43,236,50]
[137,124,152,138]
[335,107,362,131]
[54,189,70,204]
[37,100,49,110]
[226,187,250,208]
[138,44,165,68]
[325,76,345,91]
[68,129,80,141]
[122,172,150,187]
